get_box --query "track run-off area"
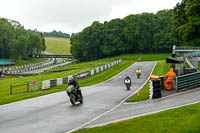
[0,61,200,133]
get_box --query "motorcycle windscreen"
[67,85,74,92]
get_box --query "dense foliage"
[0,18,45,60]
[71,10,176,61]
[43,30,70,38]
[173,0,200,46]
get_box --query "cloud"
[0,0,178,34]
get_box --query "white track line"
[67,61,157,133]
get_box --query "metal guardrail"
[176,72,200,90]
[185,56,195,69]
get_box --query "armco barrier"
[42,59,122,90]
[176,72,200,90]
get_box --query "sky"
[0,0,180,34]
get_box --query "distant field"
[45,37,71,55]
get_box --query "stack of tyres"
[152,79,162,98]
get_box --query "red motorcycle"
[136,72,141,78]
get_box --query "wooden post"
[10,85,12,95]
[27,83,29,93]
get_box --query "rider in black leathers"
[68,78,83,98]
[124,76,131,90]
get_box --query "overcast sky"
[0,0,180,34]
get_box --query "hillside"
[45,37,71,55]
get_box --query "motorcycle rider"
[136,68,141,78]
[68,77,83,98]
[124,76,131,90]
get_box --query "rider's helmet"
[69,77,74,83]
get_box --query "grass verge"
[74,102,200,133]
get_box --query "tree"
[11,35,28,61]
[173,0,200,46]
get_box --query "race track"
[0,61,156,133]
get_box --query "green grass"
[45,37,71,55]
[126,61,170,102]
[74,102,200,133]
[116,53,170,61]
[15,58,48,66]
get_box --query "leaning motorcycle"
[67,85,83,105]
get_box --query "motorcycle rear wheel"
[80,98,83,103]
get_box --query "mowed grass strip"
[126,61,171,102]
[45,37,71,55]
[74,102,200,133]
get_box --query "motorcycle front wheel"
[70,94,76,105]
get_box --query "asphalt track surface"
[85,87,200,128]
[25,51,68,73]
[0,61,156,133]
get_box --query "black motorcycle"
[67,85,83,105]
[124,77,131,90]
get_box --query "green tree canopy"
[71,10,176,61]
[0,18,45,60]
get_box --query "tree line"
[43,30,70,38]
[70,9,176,61]
[71,0,200,61]
[0,18,45,61]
